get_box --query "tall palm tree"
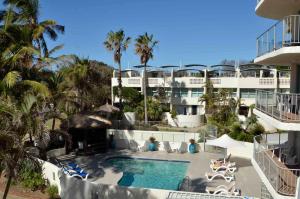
[104,29,131,110]
[135,33,158,123]
[0,96,40,199]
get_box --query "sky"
[11,0,277,68]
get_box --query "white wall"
[165,112,203,128]
[39,159,62,194]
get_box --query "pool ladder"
[177,176,191,192]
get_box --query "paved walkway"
[58,150,261,198]
[0,191,26,199]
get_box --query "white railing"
[257,15,300,57]
[259,78,274,85]
[254,135,300,196]
[256,90,300,122]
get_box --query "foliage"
[200,80,239,135]
[136,98,163,121]
[113,87,143,111]
[170,109,177,119]
[19,160,46,191]
[46,185,59,199]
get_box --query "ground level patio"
[56,150,261,198]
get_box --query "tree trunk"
[118,62,123,111]
[2,172,13,199]
[143,64,148,124]
[52,117,56,131]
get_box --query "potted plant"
[189,139,196,154]
[148,136,156,151]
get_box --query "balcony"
[256,0,300,20]
[254,134,300,197]
[255,90,300,130]
[255,15,300,65]
[256,90,300,122]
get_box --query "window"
[240,89,257,98]
[173,88,188,97]
[180,88,188,97]
[191,88,203,97]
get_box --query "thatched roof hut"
[61,114,111,155]
[61,114,111,130]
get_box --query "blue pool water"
[105,157,189,190]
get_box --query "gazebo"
[61,114,112,155]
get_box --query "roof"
[61,114,112,129]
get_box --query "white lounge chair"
[163,141,174,153]
[129,140,139,152]
[211,154,232,164]
[137,140,150,152]
[210,162,237,173]
[205,171,235,182]
[178,142,188,153]
[210,165,237,173]
[206,181,240,196]
[170,142,180,152]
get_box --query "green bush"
[19,160,46,191]
[248,123,265,136]
[46,185,59,199]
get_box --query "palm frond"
[22,80,50,97]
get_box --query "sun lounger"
[129,140,139,152]
[205,171,235,182]
[211,154,232,164]
[137,140,150,152]
[210,162,237,173]
[170,142,180,152]
[206,181,240,196]
[163,141,174,153]
[210,164,237,173]
[178,142,188,153]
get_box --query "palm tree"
[0,96,40,199]
[1,0,65,57]
[135,33,158,123]
[104,29,131,110]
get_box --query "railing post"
[274,25,276,50]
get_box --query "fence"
[253,135,300,196]
[256,90,300,122]
[257,15,300,57]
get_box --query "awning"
[206,134,245,148]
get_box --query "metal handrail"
[256,90,300,122]
[254,135,300,196]
[257,15,300,57]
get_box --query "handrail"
[254,135,300,196]
[257,15,300,57]
[256,90,300,122]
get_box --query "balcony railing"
[257,15,300,57]
[254,135,300,196]
[256,90,300,122]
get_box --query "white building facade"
[111,64,290,117]
[252,1,300,199]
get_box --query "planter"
[189,144,196,154]
[148,143,156,151]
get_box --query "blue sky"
[35,1,275,67]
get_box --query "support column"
[274,69,278,93]
[290,64,300,94]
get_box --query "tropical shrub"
[136,98,163,121]
[19,160,46,191]
[46,185,59,199]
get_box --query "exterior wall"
[40,159,62,194]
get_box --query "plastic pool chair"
[71,170,89,180]
[129,140,139,152]
[205,171,235,182]
[206,181,240,196]
[163,141,173,153]
[178,142,188,153]
[210,162,237,173]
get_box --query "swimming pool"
[105,157,189,190]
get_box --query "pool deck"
[58,150,261,198]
